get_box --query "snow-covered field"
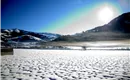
[1,49,130,80]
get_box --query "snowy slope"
[1,29,60,42]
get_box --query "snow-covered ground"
[1,49,130,80]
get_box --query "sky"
[1,0,130,34]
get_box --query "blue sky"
[1,0,130,34]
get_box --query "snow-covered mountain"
[1,29,60,42]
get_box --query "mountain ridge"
[88,12,130,33]
[1,28,60,42]
[1,12,130,42]
[54,12,130,41]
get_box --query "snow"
[9,29,13,32]
[14,29,20,33]
[41,33,59,40]
[30,35,42,41]
[1,33,6,35]
[4,29,10,33]
[0,40,5,43]
[1,49,130,80]
[8,35,42,42]
[1,29,59,42]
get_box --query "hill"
[54,12,130,41]
[1,29,60,43]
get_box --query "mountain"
[54,12,130,41]
[1,29,60,42]
[88,12,130,33]
[1,12,130,43]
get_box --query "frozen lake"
[1,49,130,80]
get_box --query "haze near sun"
[98,6,114,24]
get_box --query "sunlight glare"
[98,7,114,24]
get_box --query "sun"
[98,7,114,24]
